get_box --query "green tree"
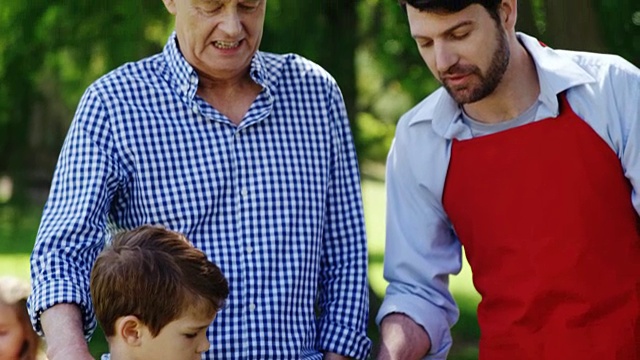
[0,0,171,202]
[1,0,639,200]
[261,0,360,153]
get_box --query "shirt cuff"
[317,321,372,359]
[27,277,97,340]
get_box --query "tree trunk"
[543,0,609,52]
[319,1,361,153]
[515,0,541,38]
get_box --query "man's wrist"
[323,352,350,360]
[378,313,431,359]
[41,304,92,359]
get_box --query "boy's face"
[137,309,215,360]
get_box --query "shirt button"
[191,104,198,114]
[241,188,248,197]
[248,303,256,311]
[181,84,189,93]
[247,245,253,253]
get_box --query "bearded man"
[376,1,640,359]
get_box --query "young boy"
[90,225,229,360]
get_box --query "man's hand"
[324,352,351,360]
[377,313,431,360]
[41,303,94,360]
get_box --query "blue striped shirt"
[29,33,371,359]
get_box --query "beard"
[440,27,510,104]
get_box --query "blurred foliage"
[1,2,638,358]
[595,0,640,65]
[0,0,173,203]
[0,0,639,193]
[0,203,41,253]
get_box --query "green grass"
[0,254,31,279]
[0,204,43,254]
[1,174,481,359]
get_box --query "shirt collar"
[518,32,595,115]
[408,32,596,138]
[162,32,273,101]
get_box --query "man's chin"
[445,87,474,105]
[445,84,494,105]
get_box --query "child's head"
[90,225,229,359]
[0,276,42,360]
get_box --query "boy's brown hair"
[90,225,229,337]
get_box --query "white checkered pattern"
[29,32,371,359]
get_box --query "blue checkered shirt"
[28,33,371,359]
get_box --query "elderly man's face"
[163,0,266,82]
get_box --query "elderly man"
[28,1,371,359]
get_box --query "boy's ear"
[115,315,145,346]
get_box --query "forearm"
[41,304,93,360]
[378,313,431,360]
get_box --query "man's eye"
[239,4,258,11]
[239,0,261,11]
[451,32,470,40]
[418,40,433,48]
[184,333,198,339]
[199,5,223,14]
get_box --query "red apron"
[442,95,640,359]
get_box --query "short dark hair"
[399,0,502,22]
[90,225,229,337]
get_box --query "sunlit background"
[1,0,638,358]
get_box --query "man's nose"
[434,42,458,74]
[218,8,242,37]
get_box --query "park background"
[0,0,638,358]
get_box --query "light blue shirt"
[28,32,371,359]
[376,33,640,359]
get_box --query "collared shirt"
[29,32,371,359]
[376,33,640,359]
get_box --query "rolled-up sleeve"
[28,88,123,339]
[376,118,461,359]
[316,82,371,359]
